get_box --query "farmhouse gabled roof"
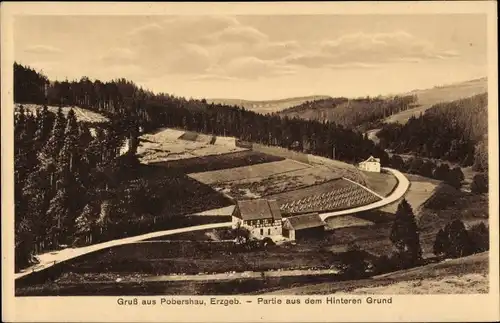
[283,213,326,230]
[233,199,282,221]
[361,156,380,163]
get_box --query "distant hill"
[206,95,332,114]
[279,95,417,131]
[277,77,488,129]
[385,77,488,124]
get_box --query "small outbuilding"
[358,156,381,173]
[282,213,326,241]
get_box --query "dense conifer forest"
[377,93,488,171]
[278,94,418,130]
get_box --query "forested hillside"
[278,95,418,130]
[13,62,390,270]
[14,63,387,164]
[376,93,488,170]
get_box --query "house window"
[268,228,271,235]
[260,228,263,236]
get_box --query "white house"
[358,156,381,173]
[231,199,283,239]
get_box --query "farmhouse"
[282,213,326,241]
[232,199,283,239]
[358,156,381,173]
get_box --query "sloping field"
[267,252,488,295]
[384,77,488,124]
[150,151,284,175]
[362,170,398,197]
[15,103,109,123]
[188,159,308,185]
[267,179,381,215]
[308,155,367,185]
[214,136,237,147]
[137,128,246,164]
[211,165,345,200]
[380,174,439,215]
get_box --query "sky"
[14,14,488,100]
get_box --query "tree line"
[13,62,390,165]
[377,93,488,171]
[279,94,418,130]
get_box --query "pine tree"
[390,199,422,265]
[75,198,101,245]
[433,228,448,256]
[46,185,70,247]
[59,109,80,173]
[443,220,474,258]
[40,107,66,165]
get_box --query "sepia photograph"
[1,2,498,322]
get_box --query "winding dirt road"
[15,168,409,280]
[319,167,410,221]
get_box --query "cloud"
[167,43,212,74]
[97,19,458,81]
[99,47,137,65]
[222,56,296,79]
[285,31,460,69]
[113,16,296,79]
[23,45,62,55]
[189,74,239,82]
[204,25,268,45]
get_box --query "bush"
[423,183,462,210]
[372,254,399,274]
[233,222,251,245]
[434,220,475,258]
[389,251,422,270]
[420,160,436,178]
[432,163,450,180]
[338,244,369,279]
[390,154,405,170]
[445,167,464,189]
[468,222,489,253]
[471,173,488,194]
[262,237,275,247]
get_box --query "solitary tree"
[440,220,475,258]
[390,199,422,266]
[433,228,448,257]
